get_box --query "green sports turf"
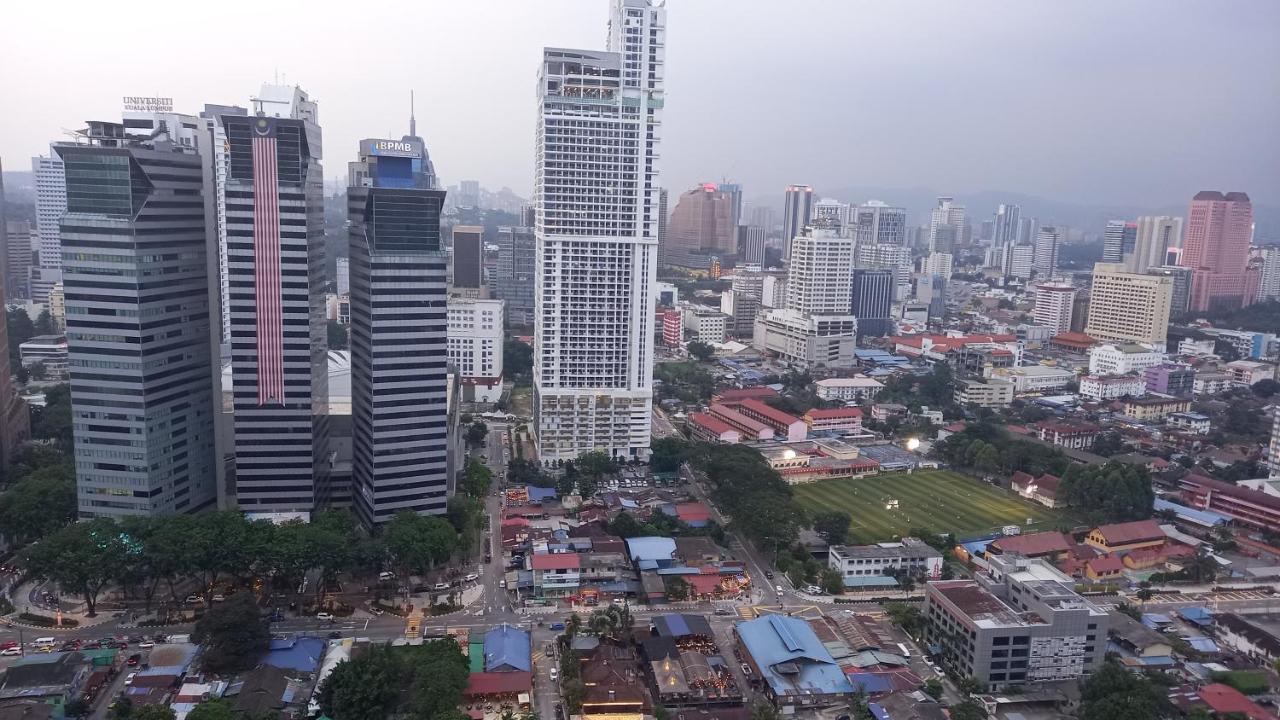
[792,469,1072,544]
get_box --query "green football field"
[792,469,1072,544]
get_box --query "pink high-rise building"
[1181,191,1256,312]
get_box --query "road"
[652,407,678,439]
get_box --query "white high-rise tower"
[533,0,665,464]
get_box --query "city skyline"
[1,1,1276,211]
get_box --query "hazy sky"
[2,1,1276,210]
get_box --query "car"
[60,643,80,652]
[328,631,342,639]
[127,654,142,667]
[211,594,226,602]
[378,571,396,581]
[741,663,752,676]
[545,644,555,658]
[775,585,784,594]
[0,648,21,656]
[804,585,822,594]
[124,672,137,686]
[316,612,334,621]
[127,636,144,644]
[184,595,200,604]
[549,622,565,631]
[764,570,774,579]
[138,641,155,649]
[714,607,734,616]
[499,580,507,588]
[463,573,479,582]
[549,667,559,682]
[433,582,449,591]
[0,641,16,651]
[611,598,627,606]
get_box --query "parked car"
[0,648,21,656]
[775,585,784,594]
[544,644,555,658]
[549,667,559,682]
[127,654,142,667]
[125,673,138,686]
[741,663,752,675]
[316,612,334,621]
[138,641,155,649]
[804,585,822,594]
[433,582,449,591]
[184,595,200,604]
[714,607,734,616]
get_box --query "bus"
[897,642,912,659]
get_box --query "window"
[993,637,1010,646]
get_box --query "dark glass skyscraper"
[492,226,535,326]
[348,137,448,525]
[225,109,329,518]
[57,117,216,517]
[850,268,894,338]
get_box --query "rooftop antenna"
[410,89,417,138]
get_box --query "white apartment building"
[1079,374,1146,401]
[1034,226,1060,278]
[1088,343,1165,376]
[929,197,965,252]
[31,155,66,271]
[986,364,1076,393]
[336,257,350,295]
[1193,372,1232,396]
[753,309,857,370]
[786,228,854,315]
[813,197,850,228]
[1085,263,1173,345]
[681,302,728,345]
[1032,281,1075,336]
[1131,216,1183,273]
[829,538,944,581]
[448,297,505,404]
[924,251,953,281]
[533,0,665,463]
[1006,244,1035,280]
[814,376,885,404]
[1258,246,1280,302]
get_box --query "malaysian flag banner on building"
[252,124,285,405]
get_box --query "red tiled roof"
[708,404,771,434]
[1036,474,1062,495]
[684,574,725,595]
[688,412,736,436]
[989,531,1072,557]
[737,398,803,427]
[1197,683,1272,720]
[1124,543,1195,563]
[675,502,711,522]
[714,387,779,402]
[1051,332,1097,344]
[1011,471,1035,489]
[1087,556,1125,573]
[1182,473,1280,512]
[1091,520,1165,546]
[465,671,533,697]
[530,553,581,570]
[805,407,864,420]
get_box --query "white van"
[32,637,56,649]
[378,571,395,581]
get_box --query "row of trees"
[0,445,75,545]
[22,508,464,618]
[316,640,470,720]
[689,443,805,552]
[1056,462,1155,525]
[933,422,1070,478]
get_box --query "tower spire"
[409,90,416,138]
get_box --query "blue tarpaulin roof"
[842,576,899,588]
[1178,607,1213,626]
[847,674,893,694]
[484,624,532,673]
[528,486,558,502]
[1153,498,1227,527]
[735,615,854,697]
[868,702,891,720]
[264,637,325,673]
[1183,636,1219,653]
[626,536,677,563]
[1141,613,1173,628]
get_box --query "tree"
[921,678,943,700]
[687,341,715,362]
[34,309,55,336]
[193,592,269,674]
[461,457,493,498]
[1092,432,1125,457]
[183,701,236,720]
[1079,661,1169,720]
[1252,378,1280,398]
[384,512,458,576]
[318,642,468,720]
[23,518,126,616]
[812,510,851,545]
[664,577,692,601]
[64,699,91,719]
[28,362,47,381]
[327,320,348,350]
[7,307,35,363]
[131,706,176,720]
[650,437,690,474]
[466,420,489,447]
[504,339,534,383]
[1056,462,1155,524]
[0,448,75,544]
[749,704,780,720]
[29,383,73,445]
[821,567,843,595]
[950,701,987,720]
